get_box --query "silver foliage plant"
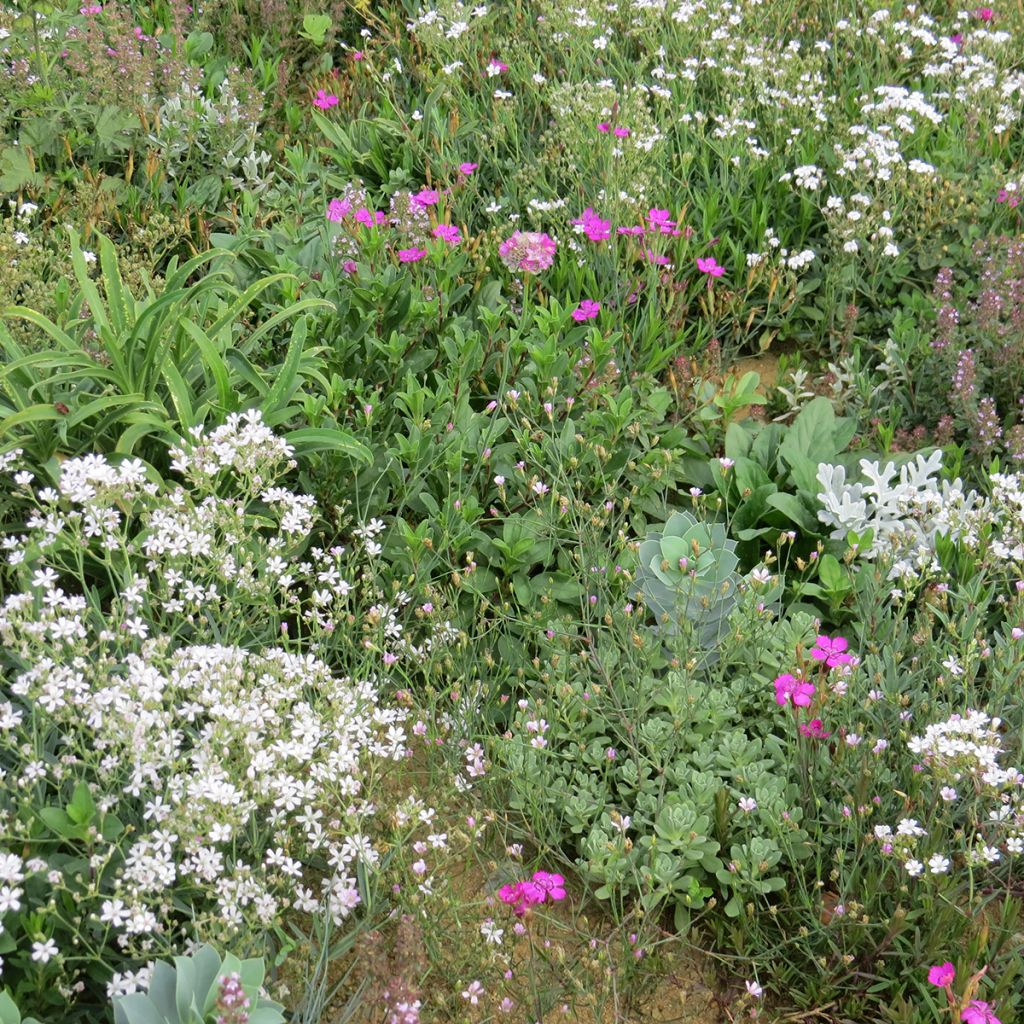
[816,451,1024,579]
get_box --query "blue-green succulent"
[636,510,742,649]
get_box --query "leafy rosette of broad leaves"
[636,510,742,648]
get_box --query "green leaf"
[0,146,43,192]
[66,781,96,826]
[284,427,372,463]
[301,13,332,44]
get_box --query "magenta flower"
[598,122,611,133]
[341,260,357,275]
[326,197,352,223]
[487,58,509,73]
[351,50,364,60]
[498,880,545,916]
[313,89,339,110]
[572,207,611,243]
[974,7,993,20]
[613,126,631,138]
[962,1002,1001,1024]
[799,718,831,739]
[458,162,478,175]
[647,208,675,230]
[354,208,386,228]
[398,247,427,263]
[927,963,956,987]
[645,249,671,265]
[80,3,102,12]
[412,189,440,207]
[499,231,557,273]
[810,634,853,667]
[775,673,815,708]
[531,871,566,901]
[696,256,725,277]
[617,225,645,236]
[572,300,601,322]
[433,224,462,244]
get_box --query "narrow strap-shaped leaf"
[285,426,372,464]
[236,297,334,357]
[99,233,133,334]
[261,315,307,415]
[206,272,295,338]
[159,358,196,430]
[67,227,110,335]
[177,317,233,409]
[0,403,65,435]
[3,305,81,353]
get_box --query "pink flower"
[696,256,725,277]
[498,881,544,916]
[598,122,611,132]
[462,981,485,1005]
[351,50,364,60]
[774,673,815,708]
[927,963,956,987]
[617,225,645,236]
[398,247,427,263]
[313,89,339,110]
[459,162,478,175]
[644,249,671,265]
[354,208,386,228]
[647,208,676,231]
[798,718,831,739]
[572,207,611,243]
[572,300,601,322]
[326,197,352,222]
[487,58,508,74]
[531,871,566,901]
[810,634,853,667]
[613,126,631,137]
[499,231,557,273]
[433,223,462,244]
[412,189,440,207]
[80,3,102,12]
[341,260,357,275]
[974,7,994,20]
[962,1002,1000,1024]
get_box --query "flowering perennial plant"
[0,413,459,1016]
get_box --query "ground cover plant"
[2,0,1024,1022]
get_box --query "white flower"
[31,939,59,963]
[905,859,924,877]
[928,853,950,874]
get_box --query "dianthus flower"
[572,300,601,322]
[810,634,853,667]
[927,962,955,987]
[314,89,339,110]
[775,673,815,708]
[458,162,478,175]
[962,1001,1000,1024]
[354,208,386,228]
[499,231,557,273]
[412,189,440,208]
[398,248,427,263]
[433,224,462,244]
[572,207,611,243]
[799,718,831,739]
[696,256,725,277]
[326,198,352,222]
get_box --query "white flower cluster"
[0,412,464,1004]
[908,709,1021,790]
[877,709,1024,878]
